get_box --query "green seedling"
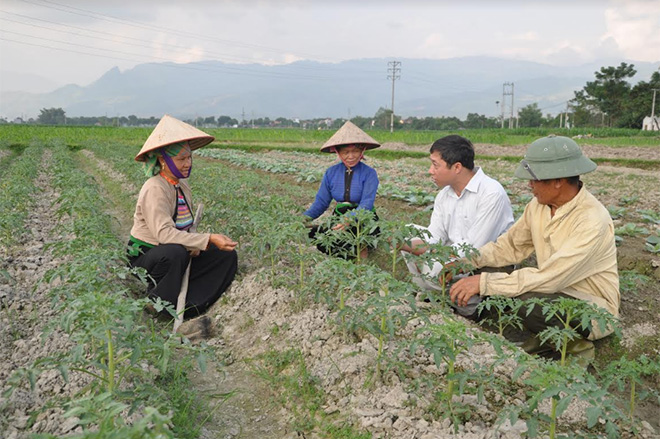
[601,355,660,421]
[619,270,651,295]
[508,358,626,439]
[530,297,620,366]
[377,220,426,277]
[410,316,479,430]
[411,242,477,304]
[311,208,379,264]
[619,195,639,206]
[477,296,525,336]
[309,258,359,321]
[519,297,621,438]
[345,271,417,374]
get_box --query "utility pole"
[509,83,515,129]
[564,101,570,129]
[651,88,659,130]
[387,61,401,133]
[502,83,514,128]
[241,108,246,127]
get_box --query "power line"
[16,0,339,63]
[0,33,363,82]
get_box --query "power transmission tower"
[387,61,401,133]
[501,82,514,129]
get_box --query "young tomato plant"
[410,316,480,431]
[477,296,525,336]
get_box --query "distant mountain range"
[2,57,658,121]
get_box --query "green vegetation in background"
[1,125,659,150]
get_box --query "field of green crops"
[1,125,659,439]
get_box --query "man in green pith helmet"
[449,135,620,359]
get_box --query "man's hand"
[438,261,456,284]
[399,238,427,255]
[449,274,481,307]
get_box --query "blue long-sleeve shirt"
[304,161,379,220]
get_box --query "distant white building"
[642,116,660,131]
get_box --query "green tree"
[570,91,604,127]
[518,103,543,127]
[621,70,660,128]
[576,62,636,127]
[373,107,400,130]
[464,113,489,129]
[217,115,237,127]
[37,107,66,125]
[349,116,372,130]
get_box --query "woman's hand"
[331,222,347,231]
[209,233,238,251]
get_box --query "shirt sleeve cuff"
[479,273,488,296]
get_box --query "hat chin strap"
[161,152,191,179]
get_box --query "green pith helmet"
[514,135,597,180]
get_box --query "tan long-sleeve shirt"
[472,186,619,338]
[130,175,210,251]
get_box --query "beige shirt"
[130,175,210,251]
[473,186,619,337]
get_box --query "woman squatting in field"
[304,121,381,260]
[127,115,237,334]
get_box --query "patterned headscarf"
[142,142,186,177]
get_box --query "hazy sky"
[1,0,659,93]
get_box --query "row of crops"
[1,143,212,438]
[0,129,659,438]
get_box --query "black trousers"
[128,243,237,318]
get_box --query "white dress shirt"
[424,167,514,257]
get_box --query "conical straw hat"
[320,121,380,153]
[135,114,215,161]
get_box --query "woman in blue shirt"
[304,121,380,259]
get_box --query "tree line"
[2,63,657,130]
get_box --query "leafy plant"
[645,234,660,253]
[411,317,480,430]
[601,355,660,421]
[637,209,660,225]
[477,296,525,336]
[615,223,650,237]
[607,205,627,219]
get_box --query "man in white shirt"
[400,135,514,316]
